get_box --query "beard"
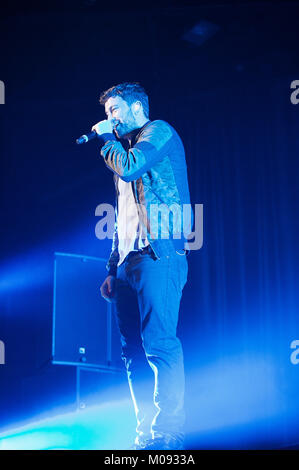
[114,109,137,139]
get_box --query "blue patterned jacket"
[99,119,193,276]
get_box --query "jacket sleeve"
[100,121,173,182]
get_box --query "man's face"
[105,96,137,139]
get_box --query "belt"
[125,245,154,262]
[125,245,189,262]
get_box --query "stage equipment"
[52,252,123,409]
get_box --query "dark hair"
[99,82,149,118]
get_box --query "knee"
[142,335,183,359]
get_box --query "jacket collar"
[127,120,151,147]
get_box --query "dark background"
[0,0,299,449]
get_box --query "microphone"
[76,131,97,145]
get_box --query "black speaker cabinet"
[52,252,122,370]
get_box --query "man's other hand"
[100,275,116,303]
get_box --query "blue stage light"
[0,399,135,450]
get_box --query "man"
[92,82,192,450]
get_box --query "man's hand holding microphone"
[76,119,116,144]
[91,119,114,136]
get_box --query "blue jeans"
[114,246,188,441]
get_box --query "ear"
[133,101,142,114]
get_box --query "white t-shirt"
[117,178,149,266]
